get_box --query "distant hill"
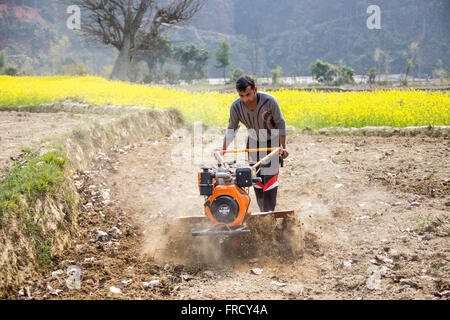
[0,3,50,54]
[0,1,115,75]
[0,0,448,78]
[187,0,450,77]
[0,3,48,25]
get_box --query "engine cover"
[210,195,239,224]
[204,184,250,227]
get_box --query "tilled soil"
[0,111,118,178]
[18,133,449,300]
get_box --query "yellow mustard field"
[1,76,449,129]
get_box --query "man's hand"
[281,149,289,159]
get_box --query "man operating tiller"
[222,76,289,212]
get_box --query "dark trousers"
[247,137,279,212]
[254,180,278,212]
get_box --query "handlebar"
[214,147,283,170]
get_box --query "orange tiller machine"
[180,147,294,240]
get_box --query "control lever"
[252,177,262,184]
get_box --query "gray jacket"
[225,91,286,143]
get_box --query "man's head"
[236,76,258,109]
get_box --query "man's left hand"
[281,149,289,159]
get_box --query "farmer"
[222,76,289,212]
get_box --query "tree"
[271,66,282,86]
[432,68,450,84]
[229,67,244,84]
[244,40,261,76]
[373,48,383,74]
[49,36,70,74]
[368,67,377,84]
[0,50,19,76]
[383,52,394,80]
[402,58,414,85]
[60,63,90,76]
[4,66,18,76]
[135,34,173,74]
[21,57,35,76]
[310,59,355,86]
[338,65,355,85]
[128,60,150,82]
[409,42,420,75]
[72,0,205,81]
[0,50,6,70]
[402,42,419,85]
[74,63,90,76]
[309,59,336,84]
[215,39,231,82]
[173,44,209,82]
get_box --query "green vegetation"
[0,50,5,69]
[0,148,69,270]
[229,67,244,84]
[173,44,210,83]
[72,126,90,148]
[60,63,90,76]
[368,67,377,84]
[230,0,449,79]
[130,34,210,84]
[309,59,355,85]
[310,60,337,84]
[271,66,283,86]
[413,214,449,235]
[21,146,32,153]
[432,67,450,84]
[432,260,444,271]
[215,39,231,81]
[0,49,18,76]
[0,149,67,215]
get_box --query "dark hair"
[236,76,256,92]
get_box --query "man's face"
[238,86,258,109]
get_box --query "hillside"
[0,0,448,79]
[0,3,51,57]
[188,0,450,77]
[0,1,115,75]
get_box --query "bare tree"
[72,0,205,80]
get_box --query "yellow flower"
[1,76,449,128]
